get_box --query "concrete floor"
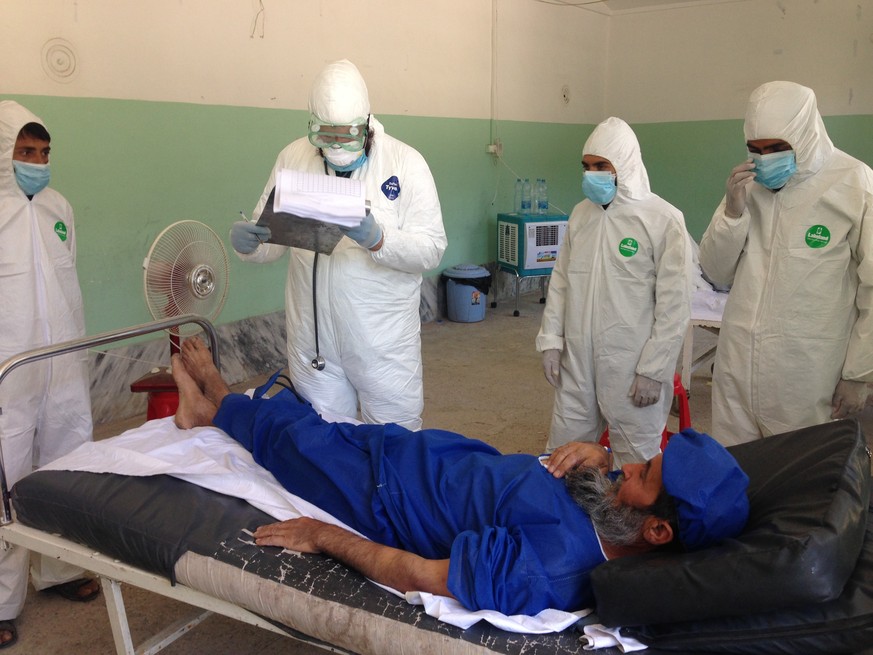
[10,293,873,654]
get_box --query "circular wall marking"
[41,38,78,83]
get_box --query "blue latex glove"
[231,221,271,254]
[341,212,383,250]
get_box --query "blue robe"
[214,389,605,615]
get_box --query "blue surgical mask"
[751,150,796,190]
[12,161,51,196]
[582,170,617,205]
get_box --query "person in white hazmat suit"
[537,117,691,468]
[699,81,873,445]
[230,60,446,430]
[0,100,99,648]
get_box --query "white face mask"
[322,146,364,168]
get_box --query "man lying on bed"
[171,337,749,617]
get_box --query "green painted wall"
[4,94,871,337]
[1,95,588,337]
[636,115,873,241]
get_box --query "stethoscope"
[309,158,330,371]
[309,159,347,372]
[309,151,369,372]
[310,250,325,370]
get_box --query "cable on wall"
[250,0,265,38]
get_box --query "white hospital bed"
[5,316,873,655]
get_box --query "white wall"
[607,0,873,122]
[0,0,606,123]
[1,0,869,123]
[493,1,609,123]
[0,0,493,115]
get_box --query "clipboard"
[255,188,345,255]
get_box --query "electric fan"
[142,219,229,336]
[134,220,229,420]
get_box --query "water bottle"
[536,178,549,214]
[521,178,532,214]
[514,178,523,213]
[532,178,540,213]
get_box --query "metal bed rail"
[0,314,220,524]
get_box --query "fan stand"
[129,335,181,420]
[129,368,178,420]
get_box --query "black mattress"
[12,470,597,655]
[11,418,873,655]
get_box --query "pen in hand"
[239,210,265,243]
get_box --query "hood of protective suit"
[583,117,651,203]
[0,100,46,188]
[743,81,834,179]
[308,59,370,124]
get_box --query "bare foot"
[171,353,218,429]
[180,337,214,387]
[180,338,231,406]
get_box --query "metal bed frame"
[0,315,349,655]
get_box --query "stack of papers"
[256,188,345,255]
[274,168,367,228]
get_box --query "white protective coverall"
[537,117,691,466]
[699,81,873,445]
[0,101,92,618]
[241,61,446,430]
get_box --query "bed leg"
[103,577,136,655]
[100,575,215,655]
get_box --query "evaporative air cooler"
[496,213,568,277]
[494,213,568,316]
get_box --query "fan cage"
[143,220,229,337]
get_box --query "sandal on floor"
[0,620,17,650]
[43,577,101,603]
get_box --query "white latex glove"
[724,160,757,218]
[542,349,561,388]
[831,379,870,419]
[231,221,271,254]
[341,211,383,250]
[628,374,662,407]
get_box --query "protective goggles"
[308,115,369,151]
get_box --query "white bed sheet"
[691,286,728,324]
[40,416,586,634]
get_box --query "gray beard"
[564,467,650,547]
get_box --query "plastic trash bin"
[442,264,491,323]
